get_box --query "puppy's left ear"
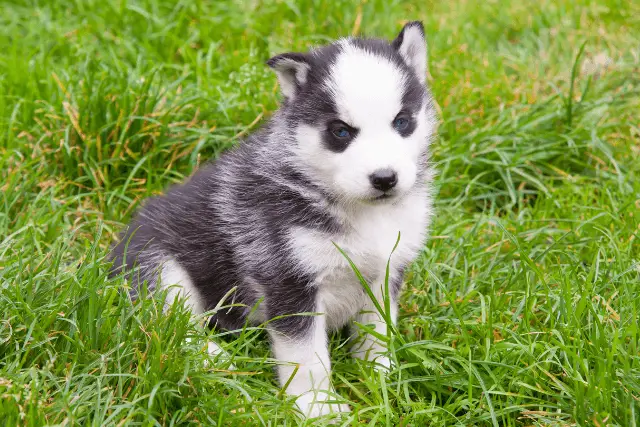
[267,52,310,100]
[392,21,428,84]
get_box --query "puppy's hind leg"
[159,257,206,315]
[159,258,235,368]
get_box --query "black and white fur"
[110,22,437,419]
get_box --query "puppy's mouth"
[374,193,393,200]
[369,191,397,203]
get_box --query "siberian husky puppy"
[110,21,437,419]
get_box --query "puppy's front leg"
[351,280,398,371]
[269,300,349,418]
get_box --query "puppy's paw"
[186,338,236,370]
[205,341,236,370]
[373,355,392,372]
[296,391,350,421]
[352,348,393,373]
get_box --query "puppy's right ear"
[267,52,310,100]
[392,21,427,84]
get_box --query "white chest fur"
[288,190,431,330]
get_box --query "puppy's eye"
[325,121,358,152]
[393,116,410,131]
[329,121,355,140]
[332,126,351,139]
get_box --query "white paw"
[353,349,393,373]
[202,340,235,370]
[206,341,224,357]
[296,391,351,420]
[373,355,392,372]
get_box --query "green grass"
[1,0,639,425]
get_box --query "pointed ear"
[392,21,428,84]
[267,52,310,100]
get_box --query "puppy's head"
[268,22,437,204]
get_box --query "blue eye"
[327,121,358,151]
[335,128,350,138]
[393,116,410,131]
[331,124,352,139]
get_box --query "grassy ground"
[1,0,639,425]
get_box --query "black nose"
[369,169,398,192]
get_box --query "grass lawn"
[1,0,639,425]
